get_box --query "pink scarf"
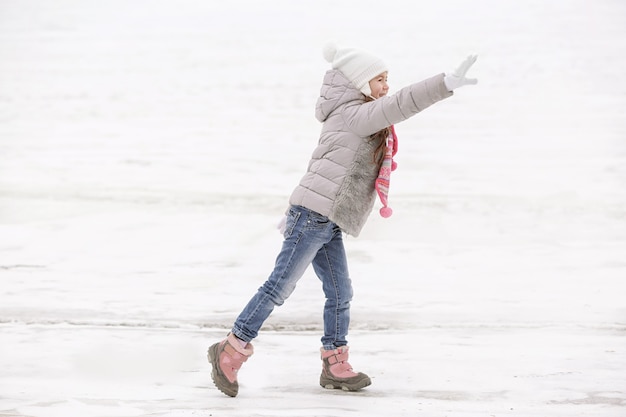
[375,125,398,218]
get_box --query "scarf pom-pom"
[380,207,393,218]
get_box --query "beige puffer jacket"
[289,69,453,237]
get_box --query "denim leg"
[232,206,334,343]
[311,226,353,350]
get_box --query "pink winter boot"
[320,346,371,391]
[207,333,254,397]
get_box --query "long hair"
[365,96,389,166]
[370,127,389,166]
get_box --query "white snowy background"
[1,0,625,416]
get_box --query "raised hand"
[444,55,478,91]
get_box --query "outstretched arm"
[344,73,452,137]
[344,55,479,137]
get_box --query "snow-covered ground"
[1,0,625,416]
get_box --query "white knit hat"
[323,43,388,97]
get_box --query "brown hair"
[365,96,389,166]
[370,127,389,166]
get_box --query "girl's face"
[368,72,389,99]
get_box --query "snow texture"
[1,0,625,416]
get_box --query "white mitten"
[444,55,478,91]
[277,215,287,235]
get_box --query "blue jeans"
[232,205,353,350]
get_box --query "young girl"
[208,43,478,397]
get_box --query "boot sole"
[320,374,372,391]
[208,343,238,397]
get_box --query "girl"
[208,43,478,397]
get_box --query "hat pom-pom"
[380,207,393,218]
[322,43,337,63]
